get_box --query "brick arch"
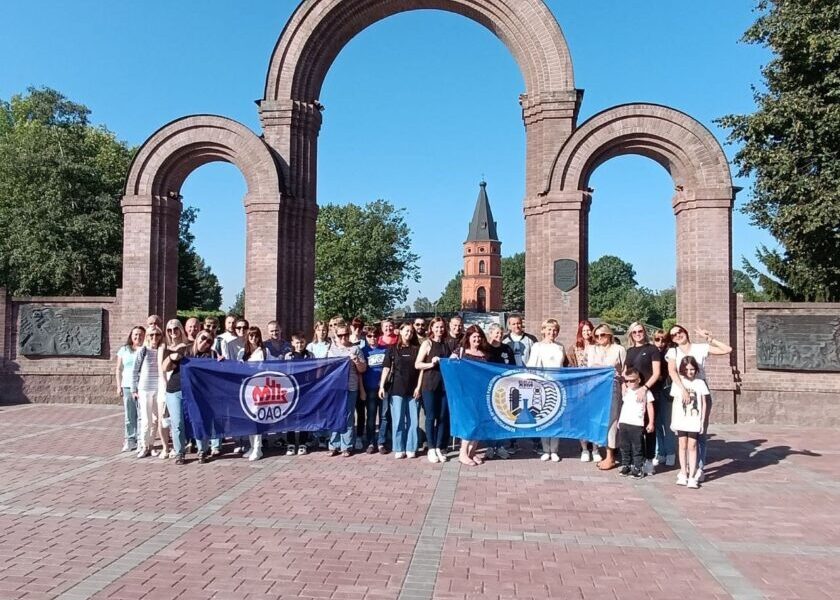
[264,0,576,103]
[124,115,283,202]
[545,103,732,197]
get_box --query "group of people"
[114,312,731,488]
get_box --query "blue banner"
[181,357,350,439]
[439,359,615,444]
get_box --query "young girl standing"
[670,356,709,489]
[526,319,565,462]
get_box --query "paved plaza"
[0,404,838,600]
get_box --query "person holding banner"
[526,319,565,462]
[452,325,493,466]
[586,323,626,470]
[567,320,600,462]
[416,317,451,464]
[284,332,314,456]
[238,326,269,461]
[380,322,421,459]
[161,319,190,465]
[485,323,514,460]
[328,324,367,457]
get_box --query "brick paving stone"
[727,552,840,600]
[0,405,121,428]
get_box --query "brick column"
[120,194,181,324]
[674,188,736,421]
[524,191,591,341]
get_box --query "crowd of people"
[114,312,731,488]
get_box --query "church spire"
[465,180,499,242]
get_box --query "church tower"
[461,181,502,312]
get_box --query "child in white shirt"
[618,367,654,478]
[670,356,709,488]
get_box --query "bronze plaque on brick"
[18,305,103,356]
[553,259,578,292]
[756,314,840,371]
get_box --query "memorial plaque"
[756,314,840,372]
[18,305,103,356]
[553,259,578,292]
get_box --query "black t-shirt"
[487,342,515,365]
[420,339,449,392]
[384,344,420,396]
[626,343,662,391]
[166,346,215,393]
[444,335,463,355]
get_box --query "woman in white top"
[115,326,145,452]
[526,319,565,462]
[585,323,626,470]
[239,326,269,461]
[131,325,164,458]
[665,324,732,479]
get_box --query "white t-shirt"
[670,377,709,433]
[307,340,331,359]
[526,341,565,368]
[619,387,655,427]
[665,343,711,381]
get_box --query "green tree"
[0,87,132,295]
[315,200,419,321]
[600,287,661,328]
[229,288,245,316]
[717,0,840,301]
[501,252,525,312]
[652,287,676,327]
[177,206,222,311]
[588,255,638,317]
[732,267,770,301]
[413,296,435,312]
[436,271,463,313]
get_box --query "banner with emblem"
[439,359,615,444]
[181,357,350,439]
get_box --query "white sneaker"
[676,473,688,486]
[248,447,263,461]
[160,448,169,460]
[121,441,131,452]
[686,477,699,489]
[696,469,705,483]
[665,454,676,466]
[168,449,177,459]
[580,450,591,462]
[496,447,511,460]
[233,445,244,455]
[436,449,448,462]
[394,452,405,459]
[286,445,296,456]
[652,455,663,466]
[591,448,602,462]
[427,451,439,464]
[550,453,560,463]
[406,451,416,459]
[485,447,495,459]
[643,460,654,475]
[136,447,150,458]
[297,445,308,455]
[540,453,551,461]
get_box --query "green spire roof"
[465,181,499,242]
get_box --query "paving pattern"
[1,403,838,600]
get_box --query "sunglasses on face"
[235,326,247,330]
[595,333,609,338]
[149,333,162,337]
[631,330,644,335]
[166,328,179,333]
[625,378,640,383]
[670,330,684,337]
[336,333,348,338]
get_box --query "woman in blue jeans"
[380,322,421,459]
[161,319,190,465]
[415,317,450,463]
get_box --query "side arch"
[264,0,576,103]
[545,103,732,197]
[124,114,284,202]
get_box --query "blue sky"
[0,1,775,309]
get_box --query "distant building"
[461,181,502,312]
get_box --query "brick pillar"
[524,191,590,341]
[258,99,322,334]
[0,287,7,368]
[674,188,736,422]
[120,194,181,324]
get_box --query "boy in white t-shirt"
[670,356,709,489]
[618,367,655,478]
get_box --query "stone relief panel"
[756,314,840,372]
[18,305,103,356]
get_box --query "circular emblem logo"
[239,371,299,424]
[486,371,567,431]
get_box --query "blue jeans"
[654,387,676,457]
[330,390,358,451]
[165,391,186,456]
[391,395,419,454]
[421,388,449,450]
[365,387,390,447]
[121,387,137,445]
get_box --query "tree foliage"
[177,206,222,311]
[717,0,840,301]
[436,271,463,313]
[0,87,132,295]
[229,288,245,316]
[588,255,638,317]
[413,296,435,313]
[501,252,525,312]
[733,267,770,301]
[315,200,419,321]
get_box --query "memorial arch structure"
[118,0,736,404]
